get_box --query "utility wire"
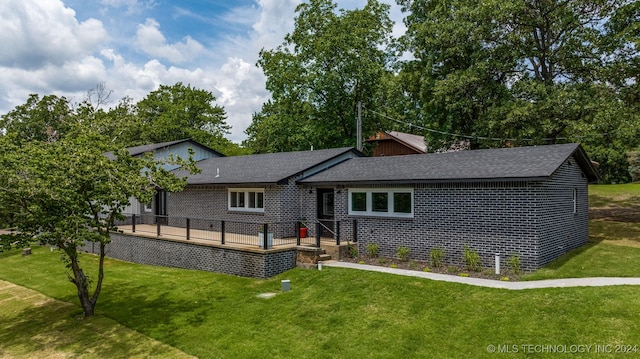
[365,108,601,143]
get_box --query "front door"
[317,189,334,237]
[155,190,168,224]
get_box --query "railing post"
[132,214,136,233]
[186,218,190,240]
[221,221,225,244]
[296,221,301,246]
[353,219,358,242]
[336,221,340,245]
[157,216,161,236]
[316,222,321,248]
[263,223,269,249]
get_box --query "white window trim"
[228,188,265,213]
[348,188,414,218]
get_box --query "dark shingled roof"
[299,143,599,184]
[174,147,361,185]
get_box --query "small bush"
[366,243,379,258]
[447,266,458,274]
[347,244,358,259]
[390,263,397,268]
[423,267,431,272]
[430,247,445,268]
[459,272,469,277]
[463,245,482,272]
[409,260,418,269]
[358,260,365,264]
[377,258,387,265]
[507,255,521,275]
[500,276,510,281]
[396,246,410,262]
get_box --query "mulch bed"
[343,255,522,281]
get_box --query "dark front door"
[317,188,334,236]
[155,190,168,224]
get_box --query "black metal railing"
[117,214,356,249]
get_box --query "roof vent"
[215,168,220,178]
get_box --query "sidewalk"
[321,261,640,290]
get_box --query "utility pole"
[357,101,362,152]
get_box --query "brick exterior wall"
[304,156,588,272]
[83,233,296,278]
[537,158,589,267]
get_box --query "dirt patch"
[590,204,640,222]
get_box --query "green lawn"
[1,184,640,358]
[1,246,640,358]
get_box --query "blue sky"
[0,0,404,142]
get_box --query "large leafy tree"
[398,0,638,181]
[245,0,396,152]
[136,82,248,155]
[0,132,197,317]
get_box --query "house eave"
[300,176,550,187]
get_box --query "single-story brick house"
[297,143,599,271]
[137,141,597,271]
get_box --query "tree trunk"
[67,249,96,317]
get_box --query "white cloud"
[0,0,107,69]
[135,18,204,64]
[0,0,406,144]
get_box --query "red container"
[299,227,308,238]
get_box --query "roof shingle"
[299,143,599,184]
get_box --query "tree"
[136,82,242,153]
[0,133,198,317]
[0,94,71,144]
[245,0,396,152]
[397,0,638,180]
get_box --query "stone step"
[318,254,332,261]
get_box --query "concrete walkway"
[322,261,640,290]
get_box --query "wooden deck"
[117,224,326,250]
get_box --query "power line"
[365,108,601,143]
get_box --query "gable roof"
[123,139,225,157]
[299,143,599,184]
[174,147,362,185]
[367,131,427,153]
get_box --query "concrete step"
[318,254,332,261]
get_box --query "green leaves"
[246,0,396,153]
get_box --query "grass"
[1,246,640,358]
[1,183,640,358]
[0,279,194,359]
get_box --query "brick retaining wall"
[83,233,297,278]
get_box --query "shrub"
[463,245,482,272]
[459,272,469,277]
[390,263,397,268]
[366,243,379,258]
[507,255,521,275]
[347,244,358,259]
[396,246,410,262]
[423,267,431,272]
[409,261,418,269]
[378,258,387,265]
[430,247,445,268]
[447,266,458,274]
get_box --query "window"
[229,189,264,212]
[348,189,413,218]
